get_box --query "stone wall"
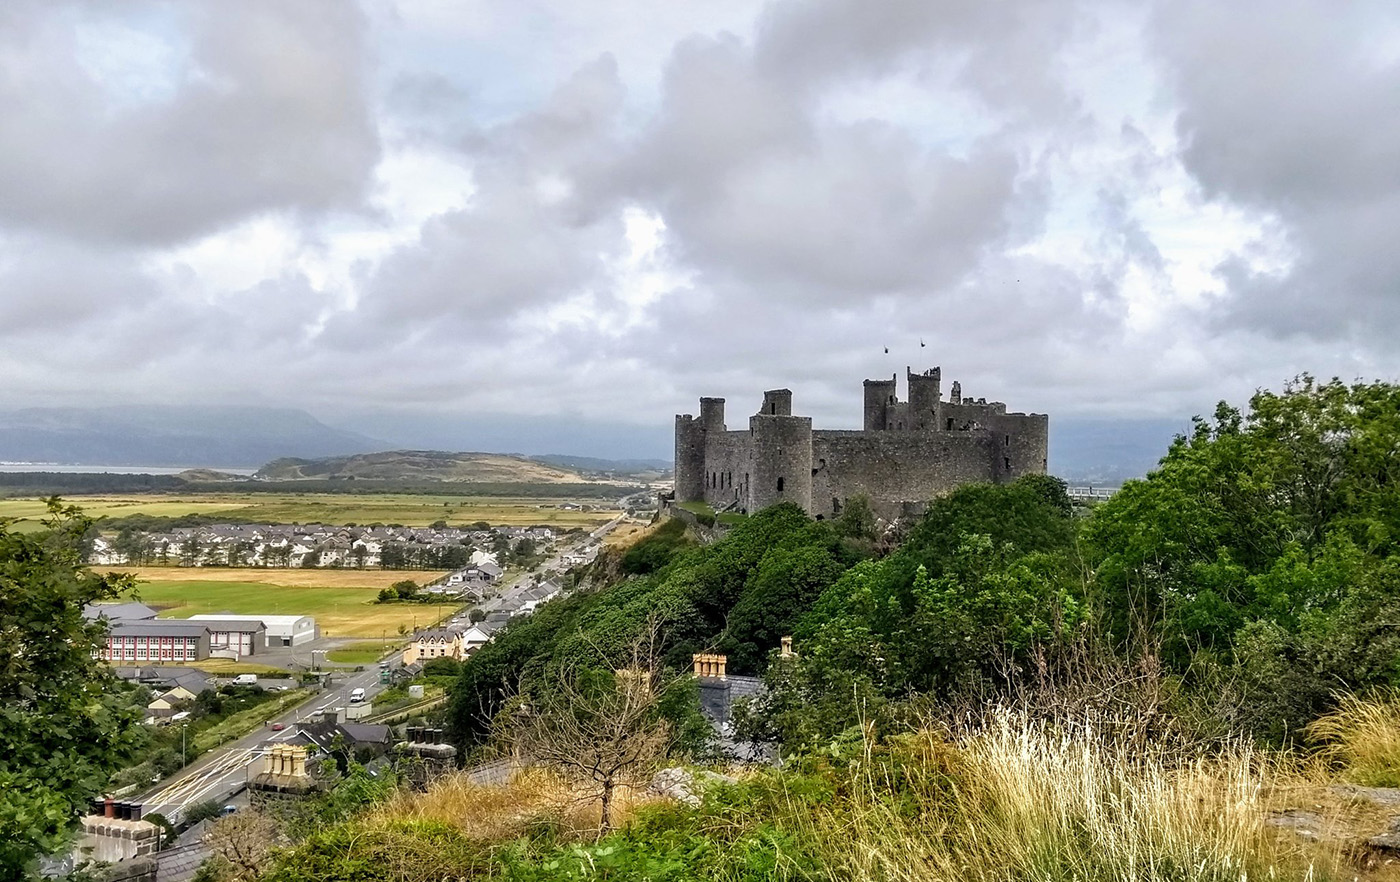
[700,430,753,511]
[811,430,997,519]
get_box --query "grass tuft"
[806,709,1327,882]
[1307,690,1400,787]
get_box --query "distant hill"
[254,450,604,484]
[0,406,384,468]
[531,454,672,479]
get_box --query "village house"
[146,684,199,718]
[401,628,464,665]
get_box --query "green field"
[0,492,618,530]
[119,577,458,638]
[326,640,398,665]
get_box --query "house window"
[776,477,785,492]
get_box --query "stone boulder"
[648,767,737,807]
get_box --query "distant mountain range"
[0,406,384,468]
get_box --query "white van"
[349,688,366,704]
[232,674,258,686]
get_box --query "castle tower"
[748,411,813,513]
[676,398,727,504]
[862,375,897,431]
[760,389,793,416]
[700,397,726,433]
[907,367,942,430]
[673,414,705,503]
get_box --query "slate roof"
[108,620,211,638]
[83,602,158,621]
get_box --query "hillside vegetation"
[254,450,600,483]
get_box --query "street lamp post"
[181,723,187,767]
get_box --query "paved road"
[140,665,387,822]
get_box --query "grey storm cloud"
[0,0,1397,431]
[0,0,379,247]
[1150,0,1400,341]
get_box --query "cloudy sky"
[1,0,1396,450]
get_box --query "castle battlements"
[674,367,1048,519]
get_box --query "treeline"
[450,376,1400,751]
[0,472,187,496]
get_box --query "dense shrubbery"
[449,504,863,751]
[618,518,693,576]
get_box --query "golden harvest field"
[93,566,456,638]
[0,492,619,529]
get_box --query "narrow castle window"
[777,477,785,492]
[1004,457,1012,470]
[1005,434,1010,446]
[832,497,842,515]
[947,418,955,430]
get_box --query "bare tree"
[202,811,283,881]
[493,623,683,832]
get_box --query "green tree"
[0,500,145,875]
[1085,377,1400,739]
[721,544,845,672]
[835,493,878,542]
[111,527,151,566]
[392,579,419,600]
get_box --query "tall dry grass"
[807,709,1327,882]
[1307,690,1400,788]
[363,766,658,841]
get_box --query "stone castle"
[674,367,1048,520]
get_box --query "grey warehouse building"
[674,367,1049,520]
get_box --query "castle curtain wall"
[810,430,998,519]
